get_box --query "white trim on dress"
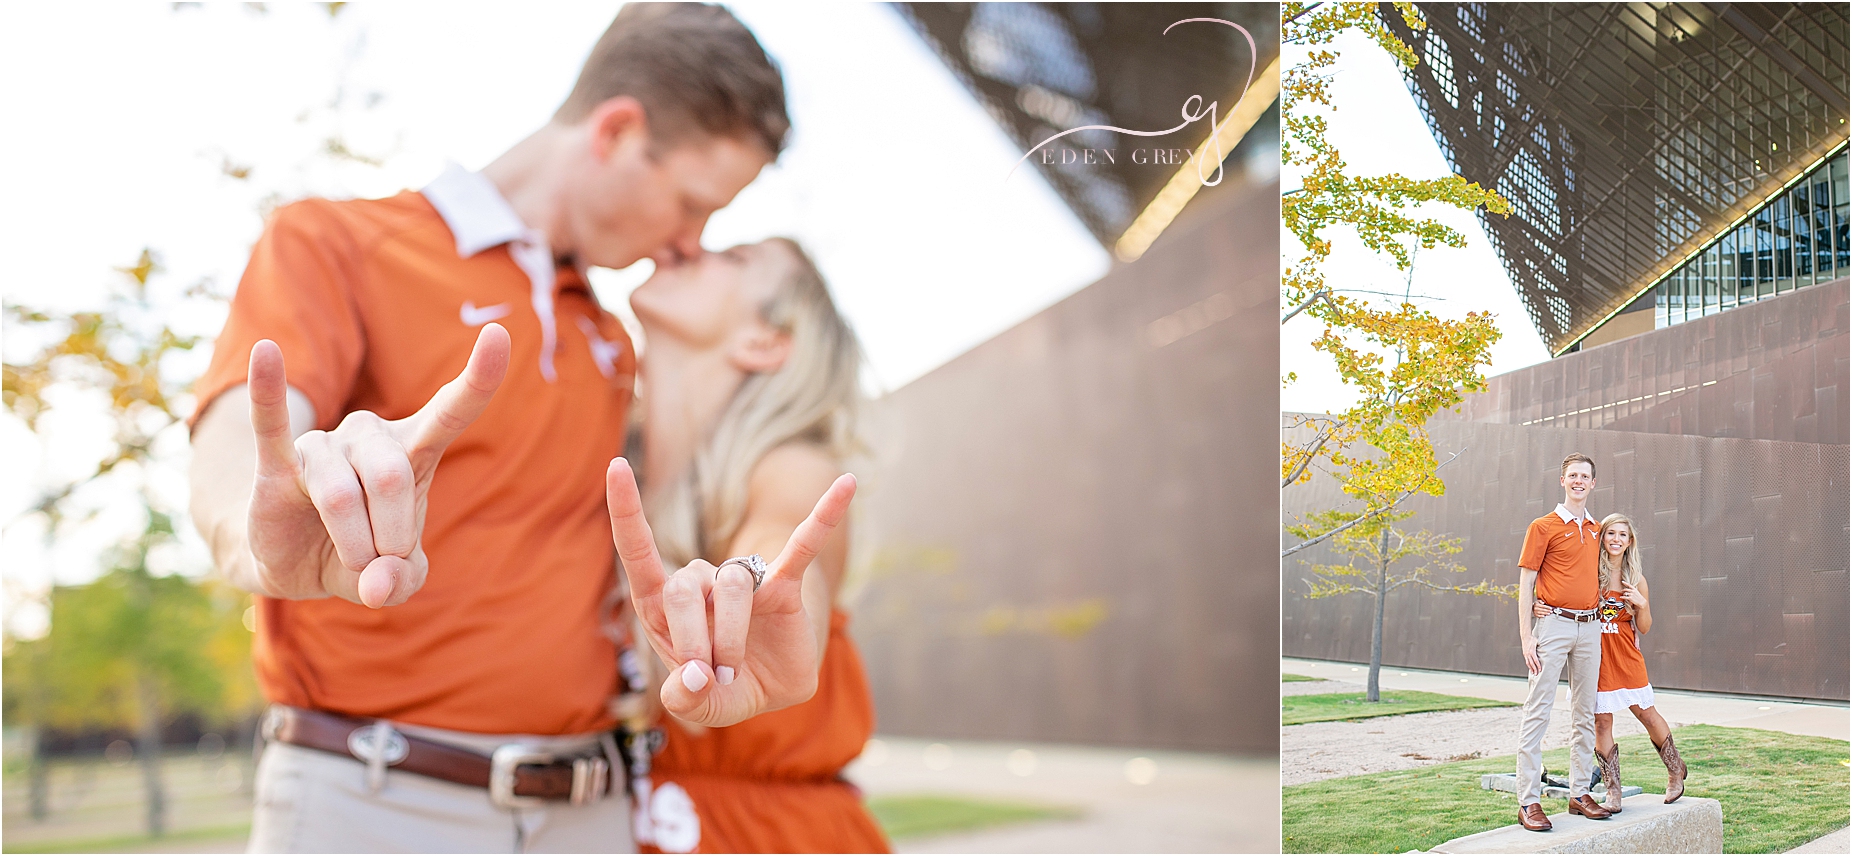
[1595,683,1656,714]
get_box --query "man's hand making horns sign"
[605,457,855,728]
[241,324,510,608]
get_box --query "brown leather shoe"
[1520,803,1552,832]
[1568,794,1613,819]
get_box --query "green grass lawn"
[1282,725,1850,854]
[867,794,1082,841]
[4,823,250,854]
[1282,673,1320,682]
[1283,690,1515,725]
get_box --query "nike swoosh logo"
[460,301,512,326]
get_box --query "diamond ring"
[718,554,769,591]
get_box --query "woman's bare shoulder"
[746,442,844,519]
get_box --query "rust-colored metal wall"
[1283,282,1850,701]
[1446,278,1848,444]
[847,177,1280,754]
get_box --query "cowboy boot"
[1654,734,1688,803]
[1598,744,1624,813]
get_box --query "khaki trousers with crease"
[1515,613,1601,806]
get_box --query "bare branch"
[1403,578,1518,601]
[1281,446,1466,558]
[1282,424,1338,488]
[1281,288,1331,325]
[1283,2,1325,27]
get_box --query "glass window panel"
[1814,171,1834,283]
[1836,201,1850,278]
[1705,244,1722,313]
[1735,223,1757,304]
[1655,280,1667,328]
[1677,266,1692,323]
[1718,231,1738,310]
[1835,154,1850,276]
[1792,185,1813,284]
[1755,205,1775,297]
[1772,194,1793,294]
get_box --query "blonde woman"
[1533,513,1688,811]
[609,238,888,853]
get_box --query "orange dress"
[638,609,890,854]
[1595,590,1656,713]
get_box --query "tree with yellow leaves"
[1289,503,1515,701]
[3,252,259,836]
[1281,1,1510,557]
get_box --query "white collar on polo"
[422,163,562,382]
[1553,503,1595,526]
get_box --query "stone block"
[1480,772,1644,800]
[1430,795,1722,853]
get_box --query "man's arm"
[1518,567,1541,674]
[190,384,317,597]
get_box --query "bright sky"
[0,2,1108,631]
[1279,28,1550,416]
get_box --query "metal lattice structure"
[1382,3,1851,354]
[894,2,1279,247]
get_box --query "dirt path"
[1283,680,1670,787]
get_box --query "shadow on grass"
[1282,725,1850,854]
[1283,690,1515,725]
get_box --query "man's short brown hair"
[555,3,790,156]
[1562,452,1596,478]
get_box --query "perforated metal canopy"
[1383,2,1851,354]
[895,3,1280,247]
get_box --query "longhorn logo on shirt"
[575,316,625,380]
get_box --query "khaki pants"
[248,722,635,853]
[1516,613,1601,806]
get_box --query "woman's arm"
[722,442,851,666]
[1625,575,1652,634]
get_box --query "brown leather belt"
[262,706,620,808]
[1543,604,1601,623]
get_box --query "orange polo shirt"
[1518,505,1601,611]
[191,182,636,735]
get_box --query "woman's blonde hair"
[646,238,863,568]
[1597,513,1643,593]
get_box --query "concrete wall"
[847,176,1280,754]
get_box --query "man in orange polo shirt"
[1512,452,1611,831]
[187,6,809,851]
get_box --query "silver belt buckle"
[489,745,557,810]
[489,744,610,809]
[570,755,610,806]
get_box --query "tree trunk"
[135,674,167,838]
[28,726,49,820]
[1367,526,1390,702]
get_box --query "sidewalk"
[1283,658,1849,741]
[845,736,1278,853]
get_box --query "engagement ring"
[720,554,769,591]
